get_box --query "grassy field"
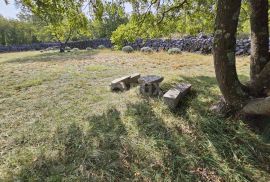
[0,50,269,181]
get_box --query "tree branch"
[157,0,188,24]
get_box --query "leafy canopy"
[111,0,251,48]
[20,0,89,44]
[90,1,128,38]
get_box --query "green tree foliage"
[90,1,128,38]
[111,0,216,47]
[0,15,38,45]
[20,0,89,50]
[111,0,251,47]
[175,1,215,35]
[2,0,253,48]
[111,13,176,48]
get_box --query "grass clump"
[65,47,71,52]
[122,46,134,53]
[72,48,80,52]
[45,47,56,51]
[141,46,154,54]
[111,45,119,51]
[86,47,93,51]
[168,47,182,54]
[86,65,108,72]
[97,45,106,49]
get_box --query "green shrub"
[111,45,116,51]
[86,47,93,51]
[168,48,182,54]
[72,48,79,52]
[113,45,122,50]
[97,45,106,49]
[45,47,54,51]
[122,46,134,53]
[111,14,169,48]
[141,47,153,54]
[65,47,71,52]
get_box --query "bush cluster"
[122,46,134,53]
[72,48,79,52]
[140,47,153,54]
[45,47,56,51]
[168,48,182,54]
[65,47,71,52]
[98,45,106,49]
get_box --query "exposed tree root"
[210,96,233,117]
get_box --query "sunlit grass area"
[0,50,269,181]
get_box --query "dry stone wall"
[0,35,252,55]
[0,39,111,53]
[126,35,251,55]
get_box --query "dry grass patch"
[0,50,269,181]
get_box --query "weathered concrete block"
[139,75,164,97]
[110,73,141,91]
[110,76,131,91]
[163,83,192,109]
[128,73,141,84]
[138,75,164,84]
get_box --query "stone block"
[138,75,164,84]
[139,75,164,97]
[110,73,141,91]
[110,76,131,91]
[163,83,192,109]
[128,73,141,84]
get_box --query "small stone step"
[128,73,141,84]
[163,83,192,109]
[110,73,141,91]
[138,75,164,84]
[110,76,131,91]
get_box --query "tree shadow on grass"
[126,97,270,181]
[13,76,270,181]
[161,75,219,117]
[165,75,270,180]
[124,100,203,181]
[3,50,99,64]
[16,108,130,181]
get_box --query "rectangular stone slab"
[111,76,130,85]
[138,75,164,84]
[110,76,131,91]
[163,83,192,109]
[128,73,141,83]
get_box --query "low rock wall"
[126,35,251,55]
[0,35,252,56]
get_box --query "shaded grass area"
[0,50,269,181]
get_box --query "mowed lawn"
[0,50,269,181]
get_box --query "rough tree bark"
[249,0,269,96]
[214,0,270,116]
[213,0,247,110]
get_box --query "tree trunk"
[60,43,65,53]
[249,0,269,95]
[249,61,270,96]
[213,0,248,109]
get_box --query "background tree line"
[1,0,251,47]
[0,15,38,45]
